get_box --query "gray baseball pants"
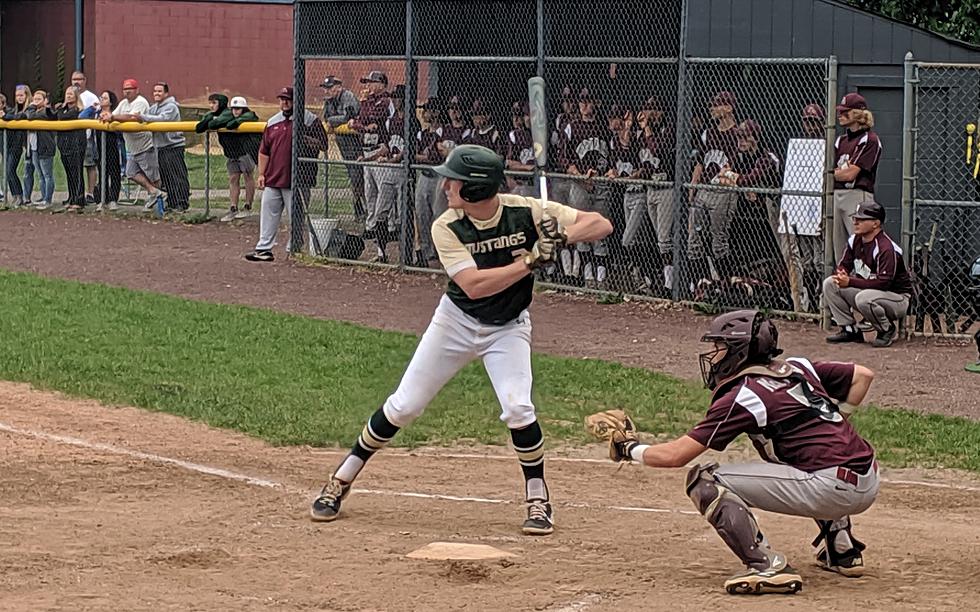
[822,278,910,330]
[832,189,875,264]
[621,186,673,255]
[687,188,737,260]
[254,186,293,252]
[415,172,447,261]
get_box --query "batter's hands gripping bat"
[527,76,550,205]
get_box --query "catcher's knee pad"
[686,462,724,517]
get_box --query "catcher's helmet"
[699,310,783,390]
[432,144,505,202]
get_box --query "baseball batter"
[311,144,613,534]
[592,310,878,594]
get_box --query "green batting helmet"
[433,144,505,202]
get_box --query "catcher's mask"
[699,310,783,390]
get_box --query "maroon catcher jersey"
[562,118,609,173]
[695,123,740,183]
[687,358,875,473]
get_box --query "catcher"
[586,310,879,595]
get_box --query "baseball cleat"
[244,250,274,262]
[826,328,865,344]
[521,500,554,535]
[310,477,351,522]
[724,564,803,595]
[815,544,866,577]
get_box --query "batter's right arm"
[452,262,533,300]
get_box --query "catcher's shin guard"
[813,517,867,577]
[686,464,785,572]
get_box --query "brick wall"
[91,0,294,105]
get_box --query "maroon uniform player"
[506,101,535,196]
[832,93,881,261]
[349,70,392,249]
[608,310,879,595]
[415,97,447,266]
[562,87,611,288]
[687,91,742,288]
[463,98,504,156]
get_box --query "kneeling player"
[310,144,613,534]
[605,310,878,594]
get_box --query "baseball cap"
[122,78,138,90]
[851,200,885,222]
[711,91,736,108]
[560,86,574,100]
[360,70,388,85]
[801,103,825,121]
[470,98,489,116]
[230,96,248,109]
[320,75,342,88]
[418,97,443,112]
[578,87,596,102]
[836,93,867,112]
[737,119,762,140]
[277,87,293,100]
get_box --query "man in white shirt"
[100,78,167,210]
[71,71,101,203]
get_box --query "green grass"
[1,269,979,473]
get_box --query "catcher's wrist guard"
[584,409,639,463]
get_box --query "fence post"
[821,55,838,330]
[901,51,915,256]
[536,0,544,77]
[669,0,690,301]
[400,0,416,270]
[204,131,211,217]
[2,130,7,206]
[100,131,107,208]
[291,5,306,255]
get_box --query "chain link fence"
[293,1,837,316]
[905,60,980,337]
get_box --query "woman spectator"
[93,90,121,211]
[1,85,31,207]
[54,86,88,212]
[15,89,56,209]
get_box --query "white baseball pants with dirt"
[822,279,910,330]
[832,189,875,263]
[254,187,293,252]
[713,460,879,520]
[381,294,537,430]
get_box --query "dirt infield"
[0,209,978,418]
[2,381,980,611]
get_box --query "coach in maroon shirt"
[823,200,911,347]
[832,93,882,262]
[605,310,879,595]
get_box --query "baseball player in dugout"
[833,93,882,261]
[311,144,613,534]
[687,91,742,291]
[823,200,912,348]
[588,310,879,595]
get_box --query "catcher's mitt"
[584,409,640,463]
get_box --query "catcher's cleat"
[724,562,803,595]
[521,500,554,535]
[310,477,351,522]
[815,543,866,577]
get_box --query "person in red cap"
[244,86,328,262]
[687,90,742,291]
[100,78,168,212]
[832,92,881,262]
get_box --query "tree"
[843,1,980,46]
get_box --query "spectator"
[548,85,578,206]
[687,90,741,290]
[636,96,675,293]
[463,98,504,156]
[833,93,881,262]
[368,84,408,263]
[823,201,912,348]
[801,102,825,139]
[53,86,90,212]
[94,90,121,211]
[1,85,31,207]
[140,82,190,212]
[244,87,327,262]
[562,87,611,289]
[414,96,447,267]
[218,96,262,221]
[70,71,101,203]
[349,70,392,251]
[100,79,167,212]
[321,75,364,221]
[16,90,56,210]
[505,101,535,196]
[439,95,468,157]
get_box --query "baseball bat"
[527,76,550,205]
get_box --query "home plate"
[405,542,517,560]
